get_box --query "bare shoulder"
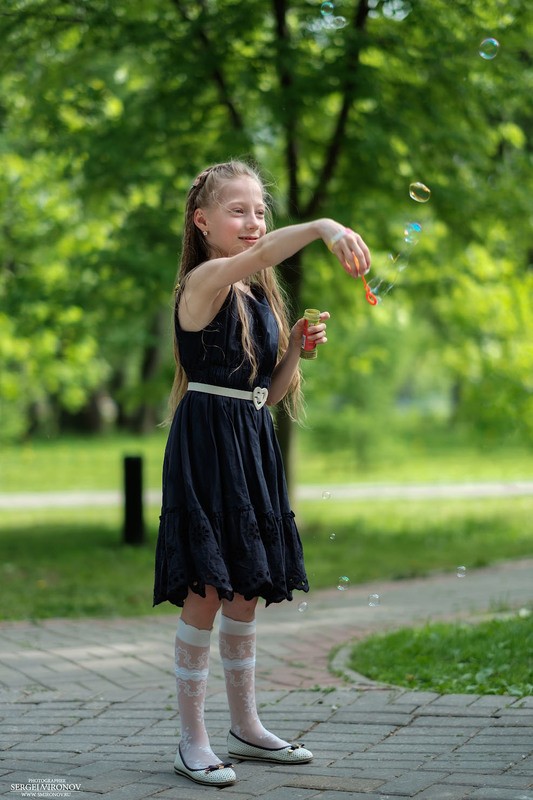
[177,263,232,332]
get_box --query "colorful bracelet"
[327,228,347,252]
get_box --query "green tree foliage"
[0,0,532,451]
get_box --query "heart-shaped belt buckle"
[252,386,268,410]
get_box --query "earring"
[202,230,208,236]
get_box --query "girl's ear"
[193,208,208,232]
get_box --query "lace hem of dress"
[153,506,309,608]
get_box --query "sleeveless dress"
[153,285,309,608]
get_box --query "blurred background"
[1,0,532,621]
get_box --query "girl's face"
[195,176,267,257]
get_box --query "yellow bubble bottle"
[300,308,320,360]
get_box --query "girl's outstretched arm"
[180,221,369,332]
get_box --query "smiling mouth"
[240,237,259,243]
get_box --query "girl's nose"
[246,214,260,228]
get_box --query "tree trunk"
[275,404,297,503]
[276,251,303,497]
[130,311,165,434]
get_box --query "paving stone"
[468,790,533,800]
[1,560,532,799]
[65,759,130,778]
[429,694,482,706]
[307,794,393,800]
[414,786,472,799]
[426,759,517,773]
[80,768,154,792]
[494,716,533,728]
[378,771,450,795]
[442,773,533,789]
[274,774,385,793]
[513,698,533,709]
[222,789,321,800]
[411,715,494,728]
[391,691,441,706]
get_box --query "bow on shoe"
[289,744,306,751]
[205,762,234,774]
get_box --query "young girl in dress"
[154,160,371,787]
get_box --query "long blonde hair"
[166,160,302,421]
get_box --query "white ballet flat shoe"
[227,730,313,764]
[173,746,236,786]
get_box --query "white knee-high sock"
[175,618,219,769]
[219,615,290,748]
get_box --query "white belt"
[187,382,269,410]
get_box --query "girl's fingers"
[307,320,328,344]
[359,239,372,270]
[335,228,371,276]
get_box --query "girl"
[153,160,371,787]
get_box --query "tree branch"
[168,0,245,132]
[271,0,300,217]
[303,0,370,219]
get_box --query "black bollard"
[123,455,145,545]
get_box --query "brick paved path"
[1,559,532,799]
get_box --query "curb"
[329,640,394,690]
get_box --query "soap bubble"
[479,38,499,60]
[409,182,431,203]
[331,15,347,28]
[456,565,467,578]
[368,276,393,302]
[404,222,422,245]
[368,593,380,606]
[322,490,332,500]
[329,533,336,541]
[337,576,350,591]
[320,1,334,15]
[297,601,308,613]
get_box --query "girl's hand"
[290,311,330,352]
[320,221,371,278]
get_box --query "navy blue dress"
[153,286,309,608]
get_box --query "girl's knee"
[222,594,258,622]
[181,585,222,629]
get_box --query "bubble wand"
[351,253,378,306]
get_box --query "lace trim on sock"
[175,665,209,682]
[220,656,256,672]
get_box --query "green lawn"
[347,613,533,698]
[299,495,533,586]
[1,428,532,493]
[1,430,532,621]
[1,494,532,620]
[2,430,531,703]
[0,431,168,493]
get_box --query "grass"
[296,425,533,485]
[1,495,532,621]
[0,508,167,620]
[299,496,533,585]
[1,427,532,493]
[1,428,532,621]
[2,429,531,699]
[0,431,168,493]
[347,613,533,697]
